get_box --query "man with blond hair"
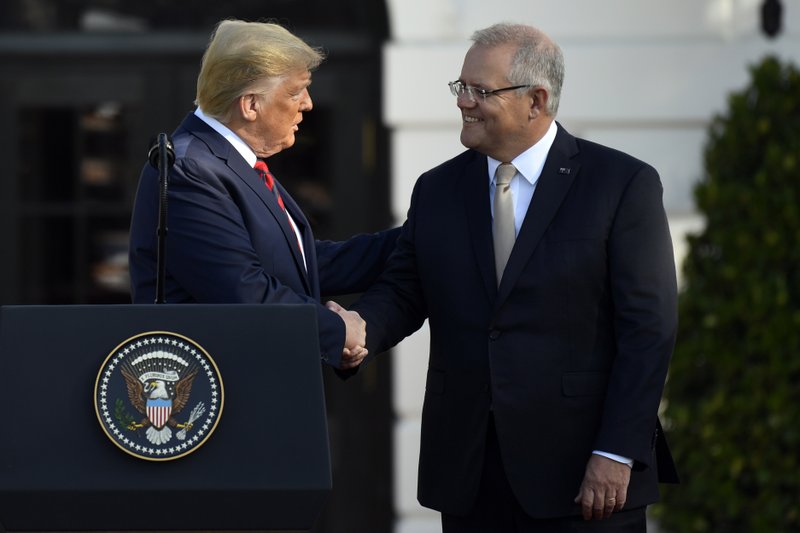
[130,19,397,369]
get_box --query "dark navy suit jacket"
[129,112,398,368]
[354,123,679,517]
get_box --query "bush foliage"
[652,56,800,532]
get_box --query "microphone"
[148,132,174,304]
[147,133,175,169]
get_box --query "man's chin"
[267,136,296,157]
[460,131,479,151]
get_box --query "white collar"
[487,120,558,185]
[194,107,258,167]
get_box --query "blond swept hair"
[195,19,325,121]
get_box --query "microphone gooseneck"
[150,133,175,304]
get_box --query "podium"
[0,304,332,532]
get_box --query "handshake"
[325,301,368,370]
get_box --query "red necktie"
[254,160,302,251]
[254,160,287,210]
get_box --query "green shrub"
[652,56,800,532]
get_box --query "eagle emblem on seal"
[121,361,200,445]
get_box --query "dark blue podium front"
[0,304,331,532]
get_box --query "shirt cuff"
[592,450,634,467]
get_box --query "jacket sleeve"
[594,164,678,470]
[316,226,401,298]
[351,182,429,356]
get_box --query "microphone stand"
[147,133,175,304]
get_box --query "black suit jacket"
[129,112,399,367]
[354,123,678,518]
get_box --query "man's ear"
[238,93,259,122]
[529,87,549,118]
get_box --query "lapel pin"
[558,167,571,175]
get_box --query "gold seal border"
[93,330,225,462]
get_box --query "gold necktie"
[493,163,517,286]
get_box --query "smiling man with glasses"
[348,22,679,532]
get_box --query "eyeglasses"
[448,80,532,102]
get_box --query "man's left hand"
[573,454,631,520]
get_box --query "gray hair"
[471,23,565,116]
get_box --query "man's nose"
[302,89,313,111]
[456,91,476,108]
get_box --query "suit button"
[489,329,500,340]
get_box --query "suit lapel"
[495,125,580,308]
[461,153,497,302]
[184,114,313,295]
[234,159,312,287]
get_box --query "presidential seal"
[94,331,224,461]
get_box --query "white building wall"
[384,1,800,531]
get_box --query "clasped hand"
[325,301,368,369]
